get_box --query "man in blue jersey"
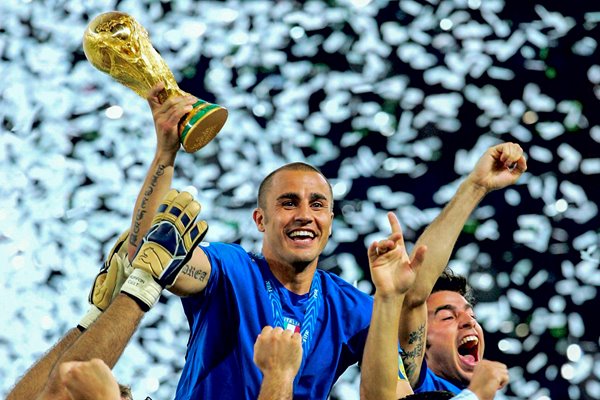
[396,143,525,400]
[401,269,509,399]
[125,83,526,399]
[359,216,510,400]
[398,142,526,398]
[395,141,526,398]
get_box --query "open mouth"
[287,230,316,242]
[457,335,479,367]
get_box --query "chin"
[290,255,316,268]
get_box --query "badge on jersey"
[283,316,301,334]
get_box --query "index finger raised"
[387,212,403,236]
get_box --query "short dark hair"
[431,268,475,305]
[118,383,133,400]
[257,162,333,210]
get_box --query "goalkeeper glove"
[78,228,132,330]
[121,189,208,311]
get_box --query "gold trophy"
[82,11,227,153]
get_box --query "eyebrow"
[276,192,329,203]
[433,302,474,316]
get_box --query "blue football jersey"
[414,359,464,394]
[174,242,373,400]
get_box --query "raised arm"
[7,229,131,400]
[128,84,212,296]
[38,190,207,400]
[7,329,81,400]
[127,83,194,258]
[400,142,527,386]
[360,212,426,400]
[409,142,527,301]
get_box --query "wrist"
[459,177,489,200]
[154,149,177,166]
[78,305,102,330]
[120,269,162,311]
[261,369,297,383]
[374,290,405,303]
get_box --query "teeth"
[289,230,315,238]
[459,335,479,346]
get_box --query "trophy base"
[179,100,228,153]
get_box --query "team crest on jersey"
[283,316,301,333]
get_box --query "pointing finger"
[387,212,402,235]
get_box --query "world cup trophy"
[82,11,227,153]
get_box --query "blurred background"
[1,0,598,399]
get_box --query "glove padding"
[121,189,208,311]
[79,229,132,330]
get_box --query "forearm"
[128,152,176,259]
[409,180,486,302]
[361,293,408,400]
[257,372,295,400]
[42,295,144,398]
[398,302,427,388]
[7,328,81,400]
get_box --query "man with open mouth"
[398,141,524,399]
[418,270,509,399]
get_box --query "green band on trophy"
[180,104,220,144]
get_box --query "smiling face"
[253,169,333,271]
[425,290,485,386]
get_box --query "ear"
[253,208,265,232]
[328,211,334,237]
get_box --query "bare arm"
[39,295,144,400]
[360,213,425,400]
[8,228,131,400]
[399,180,484,387]
[398,303,427,388]
[128,83,211,296]
[407,182,486,303]
[127,83,191,259]
[400,142,527,386]
[7,329,81,400]
[254,326,303,400]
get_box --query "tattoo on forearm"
[181,264,208,282]
[130,164,166,246]
[401,324,426,381]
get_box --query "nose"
[294,203,313,224]
[458,311,475,329]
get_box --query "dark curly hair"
[431,268,476,305]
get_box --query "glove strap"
[77,305,102,331]
[120,269,162,312]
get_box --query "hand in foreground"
[368,212,426,298]
[254,326,303,381]
[466,142,527,192]
[467,360,509,400]
[147,82,197,155]
[121,189,208,310]
[59,359,120,400]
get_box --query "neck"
[266,257,317,295]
